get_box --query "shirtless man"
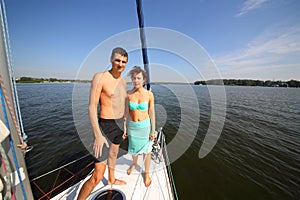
[77,47,128,200]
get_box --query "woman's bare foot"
[144,173,152,187]
[127,164,136,175]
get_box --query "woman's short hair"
[128,66,147,82]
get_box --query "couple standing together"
[77,47,156,200]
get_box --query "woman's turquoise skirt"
[127,118,152,155]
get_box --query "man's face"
[111,53,128,73]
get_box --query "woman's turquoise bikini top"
[129,101,149,111]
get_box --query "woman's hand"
[122,132,127,140]
[150,130,157,141]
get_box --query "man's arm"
[89,72,108,158]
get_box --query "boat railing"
[30,127,179,200]
[30,154,95,200]
[152,127,179,200]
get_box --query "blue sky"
[4,0,300,82]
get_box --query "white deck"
[51,153,174,200]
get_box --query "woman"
[123,66,156,187]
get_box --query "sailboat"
[0,0,177,199]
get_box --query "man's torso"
[99,71,126,119]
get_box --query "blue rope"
[1,1,28,198]
[136,0,151,90]
[0,84,27,200]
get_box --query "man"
[77,47,128,200]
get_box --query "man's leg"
[77,161,106,200]
[107,143,126,185]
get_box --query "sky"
[3,0,300,82]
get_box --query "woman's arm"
[148,91,156,140]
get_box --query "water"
[17,83,300,199]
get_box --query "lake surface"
[17,83,300,199]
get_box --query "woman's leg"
[127,155,138,175]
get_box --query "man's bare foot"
[127,164,136,175]
[108,179,126,185]
[144,173,152,187]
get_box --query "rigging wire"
[162,133,179,200]
[0,0,28,143]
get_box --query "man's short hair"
[111,47,128,60]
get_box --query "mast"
[136,0,151,90]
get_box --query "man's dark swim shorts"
[94,118,124,162]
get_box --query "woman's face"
[131,72,145,89]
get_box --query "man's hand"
[93,134,109,158]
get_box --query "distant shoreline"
[15,77,300,88]
[194,79,299,88]
[15,77,90,83]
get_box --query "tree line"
[15,77,90,83]
[194,79,300,88]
